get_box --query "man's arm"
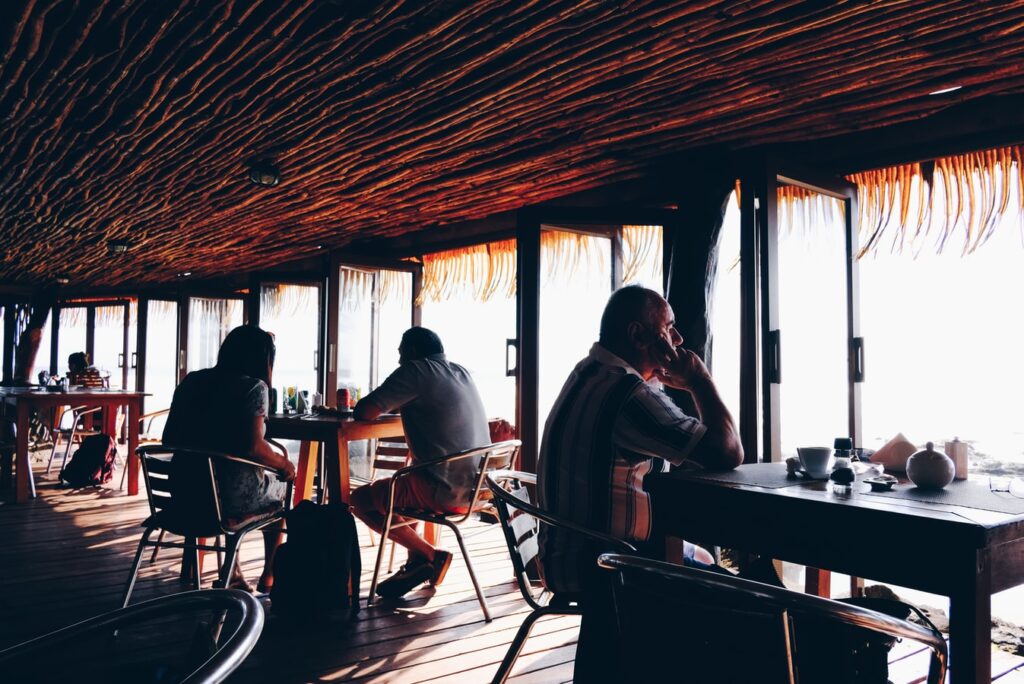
[353,363,418,421]
[653,346,743,471]
[353,397,383,421]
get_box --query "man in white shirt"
[351,327,491,599]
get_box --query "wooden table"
[265,412,404,506]
[647,463,1024,684]
[0,388,146,503]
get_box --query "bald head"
[599,285,665,347]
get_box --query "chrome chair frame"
[597,553,948,684]
[121,442,293,608]
[119,407,170,491]
[366,440,521,621]
[0,589,263,684]
[485,470,636,684]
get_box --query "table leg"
[15,402,30,503]
[949,551,991,684]
[103,404,118,438]
[127,400,140,496]
[322,434,350,505]
[294,440,319,507]
[805,567,831,598]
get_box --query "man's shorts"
[358,473,465,515]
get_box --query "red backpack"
[60,434,118,487]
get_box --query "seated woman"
[162,325,296,592]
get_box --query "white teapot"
[906,442,955,490]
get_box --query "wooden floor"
[2,450,1023,683]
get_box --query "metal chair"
[363,435,411,571]
[45,404,102,476]
[366,440,521,621]
[0,589,263,684]
[597,553,948,684]
[485,470,636,684]
[121,443,293,608]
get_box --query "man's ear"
[626,321,648,350]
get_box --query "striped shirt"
[538,343,706,593]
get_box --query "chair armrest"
[391,440,520,480]
[74,406,104,418]
[139,408,170,421]
[487,470,637,553]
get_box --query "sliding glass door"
[186,297,243,373]
[260,282,321,397]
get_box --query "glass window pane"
[93,305,126,388]
[57,307,88,376]
[709,191,742,427]
[376,271,412,388]
[539,230,612,428]
[34,309,53,377]
[145,300,178,412]
[337,268,374,401]
[859,177,1024,467]
[187,298,242,372]
[261,283,320,396]
[422,290,516,422]
[776,189,849,456]
[622,224,664,292]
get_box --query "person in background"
[351,326,491,599]
[66,352,106,388]
[162,325,295,592]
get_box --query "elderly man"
[538,284,746,681]
[351,326,491,599]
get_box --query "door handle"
[130,352,138,369]
[768,330,781,384]
[851,337,865,382]
[117,352,125,368]
[505,338,518,377]
[313,349,319,371]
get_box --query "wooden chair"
[485,470,636,684]
[366,440,521,621]
[45,405,102,477]
[121,443,293,607]
[597,553,948,684]
[0,589,264,684]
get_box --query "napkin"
[869,432,917,473]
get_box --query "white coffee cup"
[797,447,834,477]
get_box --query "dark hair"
[68,352,89,370]
[599,285,663,345]
[400,326,444,360]
[216,325,276,385]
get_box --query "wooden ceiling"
[2,0,1024,287]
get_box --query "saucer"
[796,469,831,481]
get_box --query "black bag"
[271,500,361,622]
[793,597,939,683]
[60,433,117,487]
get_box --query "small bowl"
[864,475,897,492]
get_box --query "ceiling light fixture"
[108,239,131,254]
[55,276,70,285]
[247,160,280,187]
[928,85,962,96]
[176,271,192,278]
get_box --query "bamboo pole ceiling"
[2,0,1024,287]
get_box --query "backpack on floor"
[60,433,117,488]
[271,500,361,623]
